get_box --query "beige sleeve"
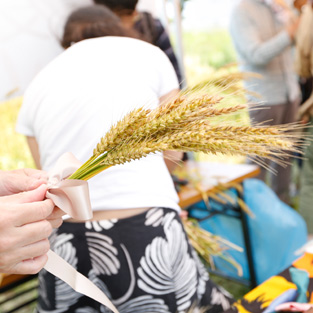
[295,5,313,78]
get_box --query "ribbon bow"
[43,152,119,313]
[46,152,92,221]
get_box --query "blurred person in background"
[230,0,301,204]
[93,0,183,86]
[294,0,313,234]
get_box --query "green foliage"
[183,30,237,70]
[210,273,250,300]
[180,0,192,11]
[0,98,35,170]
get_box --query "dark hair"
[93,0,138,14]
[61,5,139,48]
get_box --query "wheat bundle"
[69,92,304,181]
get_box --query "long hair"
[93,0,138,15]
[61,5,140,48]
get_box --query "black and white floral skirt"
[37,207,234,313]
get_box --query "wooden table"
[0,273,34,290]
[178,161,260,209]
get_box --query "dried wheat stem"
[93,108,149,156]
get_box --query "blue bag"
[189,178,307,285]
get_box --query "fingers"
[1,185,55,226]
[47,207,65,221]
[0,173,65,275]
[48,217,63,229]
[17,220,53,247]
[0,184,48,205]
[7,254,49,275]
[14,199,55,227]
[0,169,48,196]
[0,238,50,272]
[21,168,48,191]
[22,168,48,181]
[0,219,53,259]
[47,206,65,229]
[19,255,49,275]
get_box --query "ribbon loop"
[46,152,93,220]
[47,180,92,220]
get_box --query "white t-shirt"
[17,36,180,212]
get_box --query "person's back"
[17,36,180,211]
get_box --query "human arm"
[163,150,183,173]
[0,184,63,274]
[298,86,313,122]
[230,6,298,66]
[26,136,41,169]
[159,89,184,173]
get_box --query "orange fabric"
[293,253,313,278]
[225,252,313,313]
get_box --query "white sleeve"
[154,48,180,98]
[15,83,38,137]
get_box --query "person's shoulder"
[231,0,257,20]
[73,36,151,49]
[117,36,163,53]
[232,0,249,10]
[138,11,164,28]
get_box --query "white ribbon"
[44,152,119,313]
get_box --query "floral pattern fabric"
[37,208,233,313]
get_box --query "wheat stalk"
[186,63,263,99]
[183,219,243,276]
[68,91,307,181]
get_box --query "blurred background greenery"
[0,97,35,170]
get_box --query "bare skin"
[0,168,47,196]
[0,171,64,274]
[286,16,301,41]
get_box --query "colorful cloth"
[224,252,313,313]
[37,208,234,313]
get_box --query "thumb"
[22,169,49,191]
[16,170,47,193]
[0,184,49,205]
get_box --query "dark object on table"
[172,174,189,192]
